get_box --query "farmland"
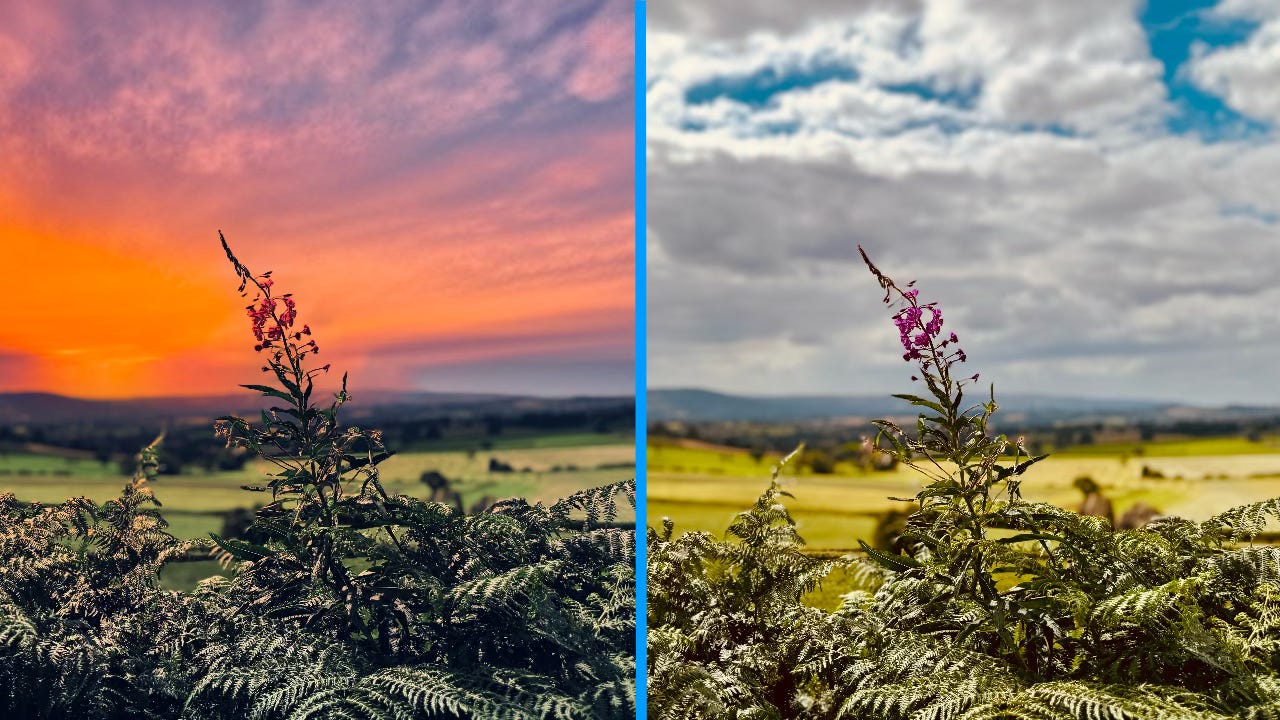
[1,438,634,590]
[1,437,635,538]
[647,437,1280,551]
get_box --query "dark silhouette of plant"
[0,235,636,719]
[0,436,196,718]
[648,249,1280,719]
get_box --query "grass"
[402,431,633,452]
[650,440,1280,610]
[651,497,882,551]
[803,565,865,612]
[0,453,122,477]
[0,442,635,591]
[1051,436,1280,457]
[0,443,634,521]
[161,512,228,541]
[648,442,1280,552]
[158,560,232,591]
[2,438,632,520]
[648,441,783,476]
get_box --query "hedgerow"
[0,235,636,719]
[648,249,1280,719]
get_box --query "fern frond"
[1024,682,1229,720]
[1090,576,1205,630]
[1204,498,1280,541]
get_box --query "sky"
[647,0,1280,406]
[0,1,633,399]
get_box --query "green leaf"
[209,533,274,561]
[998,532,1066,545]
[891,393,948,414]
[271,365,302,397]
[995,454,1048,480]
[239,384,295,403]
[344,451,395,470]
[858,540,921,572]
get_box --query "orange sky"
[0,2,633,398]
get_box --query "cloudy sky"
[648,0,1280,405]
[0,1,632,398]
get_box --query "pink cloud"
[0,1,635,398]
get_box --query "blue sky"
[647,0,1280,405]
[1143,0,1268,139]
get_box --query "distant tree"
[1074,475,1114,527]
[872,507,915,554]
[829,441,855,463]
[484,417,503,436]
[419,470,449,493]
[215,450,250,471]
[801,448,835,474]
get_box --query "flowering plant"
[648,249,1280,720]
[861,246,1040,517]
[199,234,636,717]
[213,232,395,642]
[0,233,636,720]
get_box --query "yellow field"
[648,442,1280,550]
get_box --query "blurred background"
[0,1,636,587]
[645,0,1280,577]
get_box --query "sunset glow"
[0,1,633,398]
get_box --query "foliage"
[0,435,196,718]
[647,249,1280,719]
[648,447,845,718]
[0,235,635,719]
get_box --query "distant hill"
[646,388,1277,425]
[0,391,632,426]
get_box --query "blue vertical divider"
[633,1,648,717]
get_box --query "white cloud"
[1207,0,1280,21]
[648,0,1280,404]
[1188,18,1280,122]
[647,0,921,39]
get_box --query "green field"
[2,442,632,520]
[0,439,633,590]
[648,440,1280,552]
[1049,435,1280,457]
[650,438,1280,610]
[397,430,633,452]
